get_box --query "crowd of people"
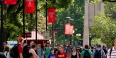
[0,37,116,58]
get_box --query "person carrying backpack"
[81,45,92,58]
[93,44,106,58]
[107,39,116,58]
[23,41,39,58]
[10,37,24,58]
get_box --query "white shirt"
[107,47,116,58]
[4,51,9,58]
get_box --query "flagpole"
[46,0,48,31]
[1,0,4,49]
[36,0,38,44]
[52,23,54,47]
[23,0,25,39]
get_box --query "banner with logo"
[65,24,70,35]
[25,0,35,14]
[48,8,56,23]
[65,24,74,35]
[4,0,17,5]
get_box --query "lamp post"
[65,17,74,45]
[36,0,38,44]
[0,0,4,50]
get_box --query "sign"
[25,0,35,14]
[4,0,17,5]
[65,24,74,35]
[43,31,50,39]
[22,32,31,38]
[48,8,56,23]
[65,24,70,35]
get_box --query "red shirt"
[56,52,68,58]
[18,44,23,58]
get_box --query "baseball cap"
[18,37,24,42]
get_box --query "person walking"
[10,37,24,58]
[56,45,68,58]
[93,44,106,58]
[3,46,10,58]
[107,39,116,58]
[81,45,92,58]
[102,45,107,55]
[0,41,8,52]
[48,48,56,58]
[37,44,43,58]
[44,43,51,58]
[30,43,39,58]
[70,47,79,58]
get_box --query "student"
[70,47,79,58]
[30,43,39,58]
[10,37,24,58]
[4,46,10,58]
[93,44,106,58]
[56,45,68,58]
[37,44,43,58]
[1,41,8,52]
[44,43,51,58]
[48,48,56,58]
[17,37,24,58]
[81,45,92,58]
[107,39,116,58]
[23,41,39,58]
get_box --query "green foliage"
[2,0,73,40]
[91,38,101,45]
[53,0,84,42]
[90,12,116,46]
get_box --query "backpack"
[94,49,101,58]
[83,50,91,58]
[0,52,6,58]
[109,47,113,58]
[10,44,19,58]
[23,45,32,58]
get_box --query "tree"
[54,0,84,43]
[90,12,116,46]
[0,0,74,40]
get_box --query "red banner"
[65,24,71,35]
[48,8,56,23]
[4,0,17,5]
[65,24,74,35]
[25,0,35,14]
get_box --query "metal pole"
[1,0,3,50]
[52,23,54,47]
[36,0,38,44]
[46,0,48,31]
[23,0,25,38]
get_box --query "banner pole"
[1,0,4,50]
[36,0,38,44]
[46,0,48,31]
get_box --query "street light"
[64,17,74,45]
